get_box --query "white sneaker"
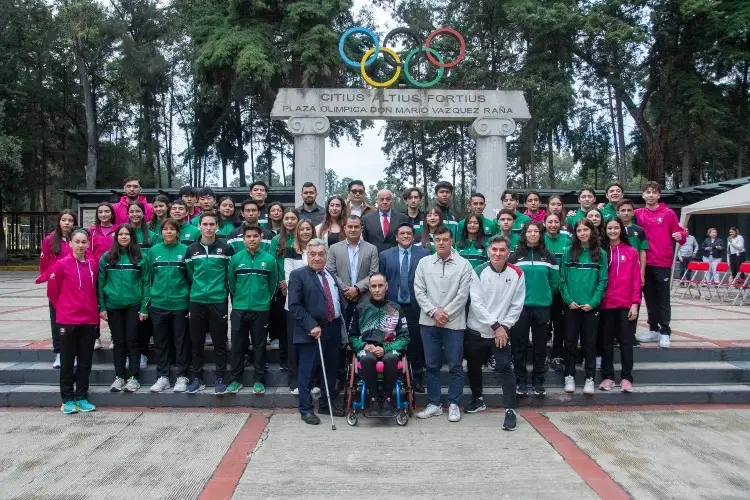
[311,387,321,398]
[448,403,461,422]
[637,330,660,343]
[291,388,299,396]
[140,355,148,370]
[270,339,280,349]
[583,378,595,395]
[205,333,213,346]
[659,334,671,348]
[110,376,126,392]
[150,376,171,393]
[173,376,189,393]
[52,353,61,369]
[124,376,140,392]
[94,338,102,350]
[564,375,575,393]
[417,404,443,419]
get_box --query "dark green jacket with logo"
[228,249,278,311]
[560,247,609,308]
[512,210,531,235]
[179,223,200,247]
[457,215,499,239]
[147,242,190,311]
[185,239,233,304]
[455,239,488,269]
[508,246,558,307]
[97,252,149,314]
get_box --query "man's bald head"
[376,189,393,212]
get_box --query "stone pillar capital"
[288,116,331,137]
[469,118,516,139]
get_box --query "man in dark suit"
[287,238,346,425]
[379,222,431,393]
[362,189,409,253]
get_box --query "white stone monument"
[271,88,530,218]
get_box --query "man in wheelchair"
[349,273,410,417]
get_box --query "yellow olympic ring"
[360,47,401,88]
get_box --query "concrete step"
[3,383,750,408]
[2,361,750,387]
[1,345,749,364]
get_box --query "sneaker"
[173,376,189,393]
[448,403,461,422]
[599,379,615,391]
[311,387,321,398]
[596,356,602,369]
[486,355,496,370]
[416,403,443,419]
[637,330,660,343]
[61,401,78,414]
[205,333,213,346]
[110,376,126,392]
[564,375,575,393]
[150,376,171,393]
[75,399,96,412]
[465,397,486,413]
[368,396,380,416]
[215,378,227,395]
[583,377,595,395]
[124,377,140,392]
[659,334,671,348]
[291,387,299,396]
[516,384,529,397]
[94,338,102,350]
[380,397,395,417]
[253,382,265,395]
[620,379,633,393]
[139,355,148,370]
[186,378,205,394]
[633,339,641,348]
[270,339,280,350]
[502,409,517,431]
[52,353,60,369]
[226,382,243,394]
[550,357,564,372]
[533,384,546,396]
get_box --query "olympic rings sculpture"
[338,26,466,88]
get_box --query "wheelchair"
[344,352,415,426]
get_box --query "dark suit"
[379,244,431,379]
[362,210,409,253]
[287,266,344,414]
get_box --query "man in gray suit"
[362,189,409,253]
[326,215,380,324]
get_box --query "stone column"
[288,116,330,206]
[470,118,517,219]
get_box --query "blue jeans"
[421,326,464,406]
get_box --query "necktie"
[382,213,390,238]
[319,271,335,322]
[399,249,410,303]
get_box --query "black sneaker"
[502,409,517,431]
[550,357,564,372]
[516,384,529,396]
[533,384,546,396]
[318,405,345,417]
[380,397,395,417]
[368,397,380,417]
[465,397,487,413]
[634,339,642,348]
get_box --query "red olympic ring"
[424,27,466,69]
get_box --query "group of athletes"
[36,175,685,426]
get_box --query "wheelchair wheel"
[346,411,358,426]
[396,411,409,426]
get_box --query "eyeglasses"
[350,189,364,195]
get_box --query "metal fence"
[2,212,54,258]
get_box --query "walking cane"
[317,336,336,431]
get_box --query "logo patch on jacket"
[217,249,222,254]
[621,255,626,262]
[261,262,266,268]
[178,255,183,261]
[657,217,663,223]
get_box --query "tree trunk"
[409,124,418,187]
[607,85,620,175]
[234,98,246,186]
[75,38,97,188]
[681,136,691,188]
[142,90,155,185]
[615,94,627,187]
[166,80,173,187]
[547,132,555,188]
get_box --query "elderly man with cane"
[287,238,345,426]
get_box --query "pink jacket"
[46,255,99,325]
[114,195,153,225]
[88,224,115,263]
[524,209,547,223]
[38,232,72,281]
[635,203,686,268]
[601,243,641,309]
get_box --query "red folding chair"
[709,262,731,302]
[680,261,710,300]
[731,262,750,306]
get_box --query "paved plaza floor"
[0,406,749,499]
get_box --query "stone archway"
[271,88,529,218]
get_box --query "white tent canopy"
[679,181,750,226]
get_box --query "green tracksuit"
[456,215,499,239]
[179,223,200,246]
[508,246,558,307]
[190,214,236,239]
[625,224,650,252]
[147,242,190,311]
[228,249,278,311]
[349,301,410,354]
[227,225,275,255]
[498,230,521,252]
[269,233,294,284]
[455,239,488,269]
[600,203,618,222]
[185,239,233,304]
[512,210,531,235]
[97,253,149,314]
[565,208,588,232]
[544,233,571,264]
[559,246,609,308]
[134,227,158,255]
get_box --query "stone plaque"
[271,88,530,121]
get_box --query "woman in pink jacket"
[88,202,116,263]
[46,228,100,414]
[37,209,77,368]
[599,217,642,393]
